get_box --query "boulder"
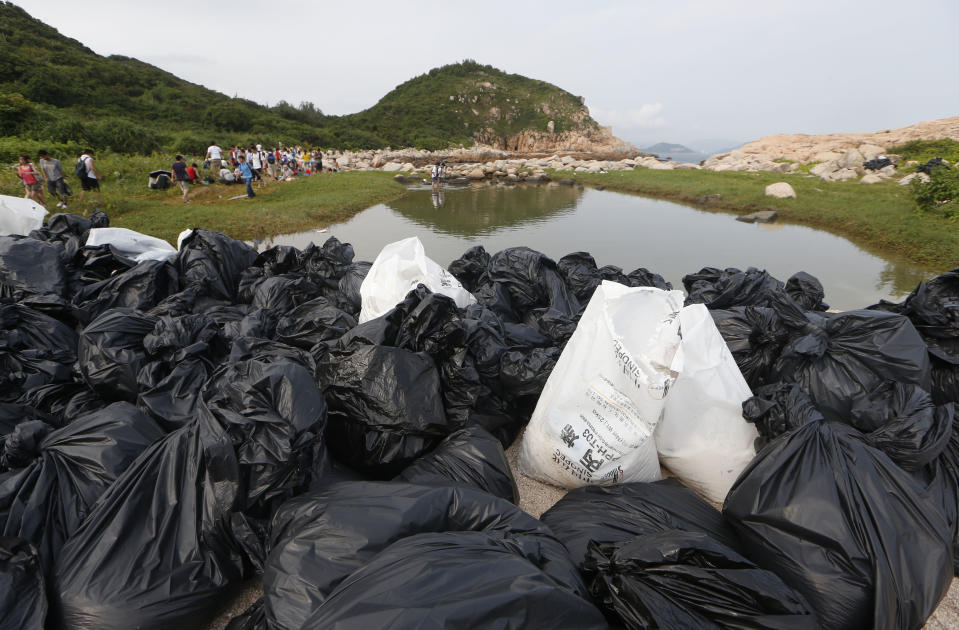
[558,178,575,186]
[737,210,778,223]
[860,174,883,184]
[878,165,897,177]
[812,151,843,163]
[467,168,486,180]
[383,162,402,172]
[371,156,386,168]
[400,163,415,172]
[836,148,865,170]
[764,182,796,198]
[858,144,886,161]
[810,161,839,179]
[899,172,930,186]
[832,168,859,181]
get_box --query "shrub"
[911,167,959,218]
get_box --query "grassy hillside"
[0,3,605,155]
[342,60,600,150]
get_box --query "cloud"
[591,103,666,129]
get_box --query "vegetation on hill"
[888,139,959,166]
[0,3,603,156]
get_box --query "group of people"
[14,149,102,210]
[201,143,334,199]
[430,161,449,186]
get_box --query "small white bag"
[359,236,475,323]
[0,195,47,237]
[86,227,178,263]
[519,282,684,488]
[655,304,757,503]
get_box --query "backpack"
[267,153,275,164]
[74,156,88,178]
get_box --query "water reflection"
[389,182,582,237]
[268,183,938,310]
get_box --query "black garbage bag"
[52,360,327,630]
[302,531,609,630]
[135,313,225,429]
[15,383,102,425]
[76,308,158,401]
[275,297,357,350]
[204,359,328,516]
[710,306,789,389]
[75,244,135,284]
[499,347,560,397]
[262,482,599,630]
[772,306,931,423]
[541,479,742,570]
[869,267,959,405]
[448,245,491,292]
[0,236,68,309]
[917,408,959,571]
[864,157,893,171]
[723,420,953,630]
[849,381,953,471]
[742,382,825,448]
[745,381,953,471]
[320,344,450,476]
[918,157,950,174]
[0,302,78,402]
[0,537,46,630]
[71,259,179,324]
[225,599,267,630]
[337,261,371,315]
[395,425,518,503]
[626,266,672,290]
[557,251,604,302]
[178,229,258,302]
[486,247,581,339]
[683,266,784,309]
[584,531,817,629]
[0,403,164,570]
[784,271,828,311]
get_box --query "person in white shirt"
[248,145,264,187]
[206,143,223,175]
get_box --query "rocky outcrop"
[473,125,635,154]
[703,117,958,181]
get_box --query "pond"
[265,182,936,311]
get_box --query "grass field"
[1,153,406,244]
[563,168,958,270]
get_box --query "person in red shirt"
[187,163,200,183]
[17,155,46,206]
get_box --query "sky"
[15,0,959,152]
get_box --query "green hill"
[0,2,610,156]
[341,60,601,150]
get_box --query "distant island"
[642,142,697,154]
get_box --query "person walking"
[37,150,70,208]
[171,154,191,203]
[249,145,264,188]
[17,155,46,206]
[266,149,278,180]
[237,154,255,198]
[76,149,101,205]
[206,142,223,174]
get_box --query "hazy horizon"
[13,0,957,149]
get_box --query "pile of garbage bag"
[0,212,956,629]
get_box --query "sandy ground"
[206,432,959,628]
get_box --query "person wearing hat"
[38,150,71,209]
[77,149,102,205]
